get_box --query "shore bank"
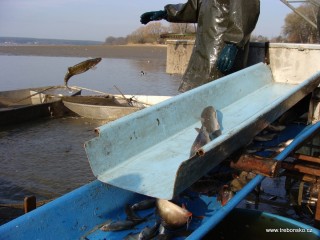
[0,44,167,59]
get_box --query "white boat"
[62,94,172,120]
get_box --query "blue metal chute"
[84,63,320,199]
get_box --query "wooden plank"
[283,171,319,183]
[24,196,36,213]
[230,154,279,177]
[294,153,320,164]
[281,161,320,177]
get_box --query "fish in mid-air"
[64,57,102,88]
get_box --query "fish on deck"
[64,57,102,88]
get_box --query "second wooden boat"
[62,95,171,120]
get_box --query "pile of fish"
[98,168,255,239]
[99,198,193,239]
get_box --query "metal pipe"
[189,121,320,239]
[280,0,318,28]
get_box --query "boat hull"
[62,95,171,120]
[0,86,81,126]
[0,178,319,240]
[62,95,140,120]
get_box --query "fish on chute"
[189,106,222,157]
[64,57,102,88]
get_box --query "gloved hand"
[140,10,167,25]
[216,44,238,73]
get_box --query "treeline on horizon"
[0,37,103,46]
[1,3,318,46]
[106,3,319,45]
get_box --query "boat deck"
[2,123,320,240]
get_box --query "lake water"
[0,55,181,202]
[0,55,181,95]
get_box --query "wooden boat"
[0,86,81,126]
[62,95,171,120]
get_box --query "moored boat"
[62,94,171,120]
[0,85,81,126]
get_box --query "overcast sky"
[0,0,297,41]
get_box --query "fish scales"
[64,57,102,88]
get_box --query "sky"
[0,0,298,41]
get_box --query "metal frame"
[280,0,319,29]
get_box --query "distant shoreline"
[0,44,167,59]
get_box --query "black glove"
[140,10,167,25]
[216,44,238,73]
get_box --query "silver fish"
[131,198,156,211]
[189,127,211,157]
[100,219,142,232]
[101,211,153,232]
[125,204,144,222]
[200,106,221,140]
[266,124,286,132]
[64,57,102,88]
[254,133,277,142]
[123,221,160,240]
[138,221,160,240]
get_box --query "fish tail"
[64,72,73,89]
